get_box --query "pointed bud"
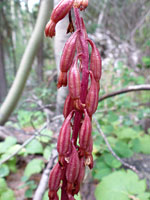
[85,71,99,116]
[48,163,63,194]
[66,145,80,190]
[45,20,56,38]
[79,109,92,152]
[88,39,102,82]
[51,0,74,24]
[57,111,74,160]
[68,58,81,99]
[60,31,78,72]
[57,71,67,88]
[63,94,74,118]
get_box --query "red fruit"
[85,71,99,116]
[66,145,80,186]
[63,94,74,118]
[51,0,74,24]
[79,109,92,151]
[45,20,56,38]
[60,31,78,72]
[88,39,102,82]
[68,58,81,100]
[48,163,63,192]
[74,157,85,194]
[57,111,74,158]
[57,71,67,88]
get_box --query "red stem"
[72,8,89,145]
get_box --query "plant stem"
[72,8,89,145]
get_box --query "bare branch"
[99,84,150,102]
[94,118,138,173]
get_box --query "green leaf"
[92,159,112,180]
[0,164,10,177]
[107,112,119,122]
[103,153,121,168]
[26,139,43,154]
[38,129,53,143]
[0,178,7,194]
[129,138,141,153]
[0,189,16,200]
[114,141,133,158]
[24,159,45,178]
[142,56,150,66]
[139,135,150,154]
[25,189,33,198]
[95,170,148,200]
[0,137,17,154]
[115,127,139,140]
[43,146,51,161]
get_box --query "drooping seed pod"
[79,109,92,152]
[63,94,74,118]
[60,31,78,72]
[74,157,85,194]
[51,0,74,24]
[85,71,99,116]
[68,58,81,100]
[85,136,93,169]
[48,162,63,199]
[45,20,56,37]
[57,71,67,88]
[66,145,80,193]
[45,0,74,38]
[88,39,102,82]
[57,111,74,161]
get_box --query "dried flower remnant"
[45,0,102,199]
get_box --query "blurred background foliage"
[0,0,150,199]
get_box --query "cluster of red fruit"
[45,0,102,199]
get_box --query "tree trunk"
[36,39,44,82]
[54,0,70,115]
[0,33,7,103]
[0,0,51,125]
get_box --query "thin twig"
[0,124,47,166]
[33,149,58,200]
[99,84,150,102]
[94,118,138,173]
